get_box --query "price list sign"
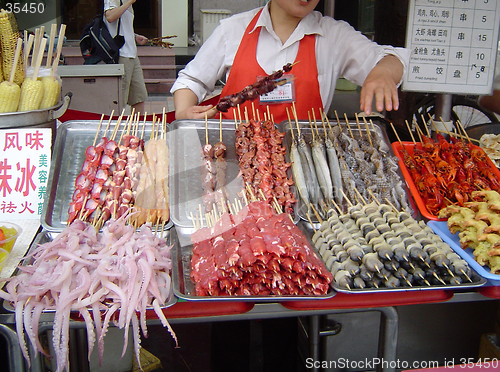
[403,0,500,95]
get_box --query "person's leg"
[127,57,148,114]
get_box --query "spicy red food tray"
[391,141,500,221]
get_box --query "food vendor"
[170,0,410,122]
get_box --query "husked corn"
[0,80,20,112]
[18,77,43,111]
[0,9,24,85]
[40,76,60,109]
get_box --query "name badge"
[259,74,295,104]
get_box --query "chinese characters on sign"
[403,0,500,94]
[0,128,51,220]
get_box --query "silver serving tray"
[169,119,300,229]
[3,228,177,312]
[296,222,486,294]
[278,118,417,224]
[42,120,173,232]
[172,226,336,302]
[169,119,243,228]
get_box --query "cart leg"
[377,307,398,372]
[309,315,321,372]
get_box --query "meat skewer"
[216,62,295,112]
[201,113,216,211]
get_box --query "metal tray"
[172,227,336,302]
[169,119,300,228]
[297,219,486,294]
[279,118,417,224]
[3,228,177,312]
[169,119,243,228]
[42,120,173,232]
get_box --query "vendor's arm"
[174,88,216,120]
[359,54,404,115]
[105,0,135,23]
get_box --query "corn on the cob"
[39,76,60,109]
[0,9,24,85]
[0,80,20,112]
[18,77,43,111]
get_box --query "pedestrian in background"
[104,0,148,113]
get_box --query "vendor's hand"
[135,34,148,46]
[359,55,403,115]
[177,104,217,120]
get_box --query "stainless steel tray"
[169,119,245,228]
[169,119,299,228]
[172,227,336,302]
[279,118,417,223]
[42,120,173,232]
[296,222,486,294]
[3,228,177,312]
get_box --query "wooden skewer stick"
[319,108,329,141]
[455,119,472,144]
[404,120,417,144]
[286,107,295,142]
[361,116,373,147]
[420,114,432,137]
[340,188,353,208]
[45,23,57,69]
[384,198,399,212]
[389,121,405,148]
[366,188,381,205]
[92,114,105,146]
[50,24,66,79]
[413,119,424,143]
[219,114,222,143]
[343,113,355,139]
[306,213,317,232]
[330,198,343,215]
[308,112,315,142]
[311,108,320,138]
[309,203,324,223]
[141,111,147,140]
[354,113,363,139]
[334,110,341,126]
[354,187,367,205]
[205,112,209,145]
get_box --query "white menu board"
[402,0,500,94]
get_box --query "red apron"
[218,9,323,123]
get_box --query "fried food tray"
[172,228,336,302]
[279,118,417,224]
[42,120,173,232]
[428,220,500,286]
[3,229,177,312]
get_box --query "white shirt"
[103,0,137,58]
[171,5,410,113]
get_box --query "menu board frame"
[402,0,500,95]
